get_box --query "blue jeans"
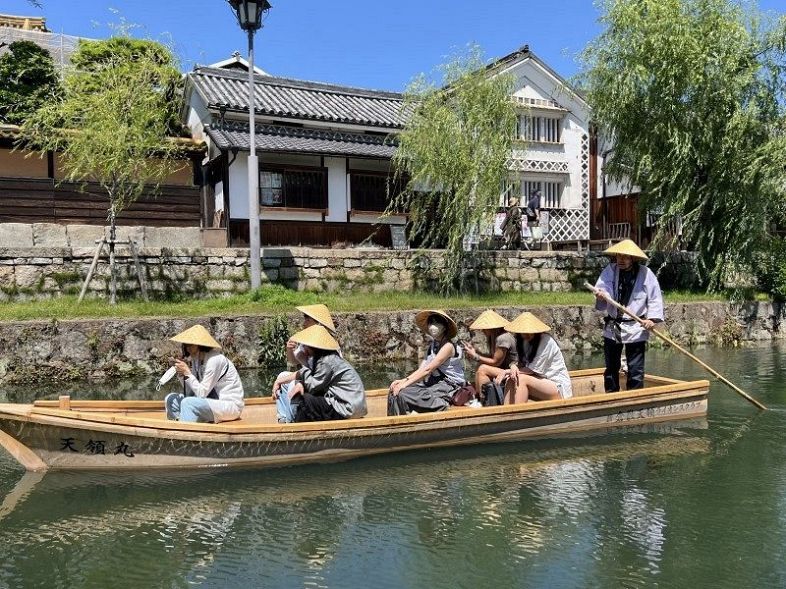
[165,393,216,423]
[275,372,301,423]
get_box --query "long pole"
[247,28,261,290]
[583,282,767,411]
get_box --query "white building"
[182,45,600,247]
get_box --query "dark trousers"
[294,393,344,422]
[603,338,646,392]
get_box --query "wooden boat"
[0,368,709,472]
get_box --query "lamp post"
[227,0,271,290]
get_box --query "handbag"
[451,383,477,406]
[482,382,505,407]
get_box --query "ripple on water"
[1,343,786,587]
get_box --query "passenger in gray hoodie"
[272,325,367,423]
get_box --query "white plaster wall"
[228,152,251,220]
[185,94,211,142]
[504,58,591,210]
[325,156,348,222]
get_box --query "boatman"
[591,239,664,393]
[165,325,245,423]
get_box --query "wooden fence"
[0,178,202,227]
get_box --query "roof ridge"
[193,66,404,101]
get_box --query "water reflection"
[1,342,785,588]
[0,422,710,589]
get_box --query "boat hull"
[0,377,708,470]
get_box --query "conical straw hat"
[603,239,648,261]
[296,304,336,332]
[469,309,509,330]
[290,324,340,351]
[170,325,222,349]
[505,312,551,334]
[415,310,458,339]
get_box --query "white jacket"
[183,351,244,422]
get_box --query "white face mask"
[427,323,445,339]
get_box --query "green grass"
[0,285,739,322]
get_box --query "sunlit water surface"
[1,343,786,588]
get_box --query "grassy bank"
[0,286,735,322]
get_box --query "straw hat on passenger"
[170,325,222,349]
[290,325,340,351]
[469,310,509,330]
[415,310,458,339]
[603,239,648,261]
[296,304,336,333]
[505,312,551,335]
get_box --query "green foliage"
[579,0,786,290]
[20,34,186,235]
[0,41,59,125]
[70,37,184,135]
[258,316,291,368]
[250,284,319,307]
[390,46,518,293]
[753,237,786,301]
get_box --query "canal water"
[1,342,785,588]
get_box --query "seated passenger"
[272,325,366,423]
[286,304,339,369]
[388,310,465,415]
[497,312,573,404]
[165,325,244,423]
[464,309,517,403]
[276,304,341,422]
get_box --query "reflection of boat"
[0,369,709,471]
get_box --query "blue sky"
[4,1,785,91]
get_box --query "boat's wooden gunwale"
[0,389,707,449]
[30,368,627,411]
[8,384,709,443]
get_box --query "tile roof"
[189,67,407,129]
[206,122,397,159]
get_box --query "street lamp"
[227,0,272,290]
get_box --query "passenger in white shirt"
[496,312,572,403]
[164,325,244,423]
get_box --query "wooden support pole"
[77,237,105,303]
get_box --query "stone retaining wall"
[0,243,700,301]
[0,302,779,385]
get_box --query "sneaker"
[467,399,482,409]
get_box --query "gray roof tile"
[206,122,397,158]
[190,67,408,129]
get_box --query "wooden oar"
[583,281,767,411]
[0,429,48,471]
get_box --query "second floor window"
[523,180,563,209]
[259,166,328,209]
[518,115,562,143]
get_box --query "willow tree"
[579,0,786,290]
[20,36,185,303]
[390,47,517,292]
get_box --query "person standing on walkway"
[591,239,664,392]
[526,189,542,244]
[501,197,522,250]
[165,325,245,423]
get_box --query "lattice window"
[517,115,562,143]
[506,158,569,174]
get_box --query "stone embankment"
[0,239,700,300]
[0,301,779,385]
